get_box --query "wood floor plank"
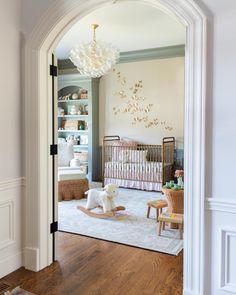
[1,232,183,295]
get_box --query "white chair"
[58,142,83,177]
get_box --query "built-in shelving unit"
[58,73,99,181]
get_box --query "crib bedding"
[104,161,162,181]
[104,177,162,191]
[104,161,171,191]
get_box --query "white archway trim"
[24,1,207,294]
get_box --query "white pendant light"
[70,24,120,78]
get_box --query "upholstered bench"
[58,169,88,201]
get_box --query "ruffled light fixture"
[70,24,120,78]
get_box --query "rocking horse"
[77,184,126,219]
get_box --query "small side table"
[158,213,184,239]
[146,200,168,222]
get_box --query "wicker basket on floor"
[58,178,89,201]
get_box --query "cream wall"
[99,57,184,148]
[0,0,22,179]
[0,0,23,278]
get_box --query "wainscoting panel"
[220,228,236,293]
[0,178,24,278]
[206,198,236,295]
[0,200,14,249]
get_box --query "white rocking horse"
[77,184,125,219]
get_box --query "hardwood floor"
[1,232,183,295]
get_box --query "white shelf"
[58,130,88,133]
[58,115,89,119]
[74,145,88,149]
[58,99,88,103]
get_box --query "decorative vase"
[69,105,77,115]
[71,93,79,100]
[177,177,184,188]
[79,123,85,130]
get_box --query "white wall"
[204,1,236,294]
[0,0,22,179]
[19,0,236,294]
[0,0,23,278]
[99,58,184,148]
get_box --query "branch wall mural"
[112,69,173,130]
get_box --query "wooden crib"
[102,136,175,191]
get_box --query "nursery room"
[55,1,185,257]
[3,0,236,294]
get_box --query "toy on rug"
[77,183,125,219]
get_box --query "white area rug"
[58,186,183,255]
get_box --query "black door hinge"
[50,144,58,156]
[50,221,58,234]
[50,65,58,77]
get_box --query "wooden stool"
[146,200,168,222]
[158,213,184,239]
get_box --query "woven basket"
[161,188,184,229]
[74,151,88,162]
[58,178,89,201]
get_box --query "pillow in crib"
[112,139,137,161]
[118,150,130,163]
[121,137,138,146]
[128,150,148,163]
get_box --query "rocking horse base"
[77,206,126,219]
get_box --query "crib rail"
[102,136,175,191]
[162,137,175,185]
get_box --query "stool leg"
[147,206,151,218]
[162,222,165,230]
[160,208,162,214]
[156,208,159,222]
[158,221,162,236]
[179,224,183,239]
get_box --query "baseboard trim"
[23,247,40,272]
[206,198,236,214]
[183,290,200,295]
[0,251,22,278]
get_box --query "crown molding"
[58,44,185,72]
[119,44,185,63]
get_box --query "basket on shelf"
[62,119,78,130]
[62,119,85,131]
[74,151,88,162]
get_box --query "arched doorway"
[24,1,207,294]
